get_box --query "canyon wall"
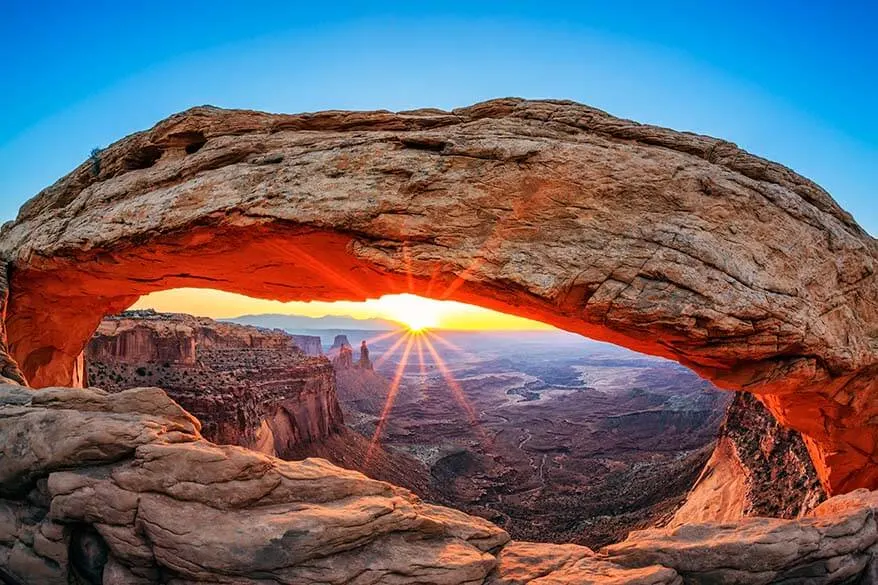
[86,310,344,457]
[672,392,827,525]
[85,311,438,498]
[0,262,25,386]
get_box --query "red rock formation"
[0,99,875,495]
[0,262,26,385]
[288,334,323,356]
[333,343,354,369]
[671,392,827,525]
[330,334,350,351]
[84,310,441,500]
[85,310,344,457]
[358,340,373,370]
[331,337,373,371]
[89,312,197,366]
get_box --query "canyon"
[85,310,437,499]
[327,329,828,548]
[2,384,877,585]
[0,98,874,494]
[85,311,743,549]
[85,309,342,456]
[0,98,875,583]
[334,329,732,548]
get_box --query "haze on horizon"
[131,289,557,331]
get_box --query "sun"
[385,294,441,332]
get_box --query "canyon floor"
[286,327,732,548]
[86,312,732,548]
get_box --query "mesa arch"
[0,98,875,497]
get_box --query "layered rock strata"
[0,99,874,493]
[85,311,343,457]
[84,311,444,499]
[2,385,878,584]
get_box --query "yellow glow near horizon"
[129,289,556,331]
[387,295,441,332]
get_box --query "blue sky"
[2,1,875,233]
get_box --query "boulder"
[0,384,509,584]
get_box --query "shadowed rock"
[672,392,826,525]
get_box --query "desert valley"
[84,307,829,552]
[85,310,729,547]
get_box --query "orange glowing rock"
[0,98,875,496]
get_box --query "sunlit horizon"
[363,327,490,467]
[130,288,557,331]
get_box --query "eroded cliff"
[86,310,343,457]
[85,310,443,500]
[672,392,827,526]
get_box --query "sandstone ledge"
[2,386,878,584]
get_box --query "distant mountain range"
[226,313,401,332]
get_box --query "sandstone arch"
[0,98,875,495]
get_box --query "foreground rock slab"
[487,542,681,585]
[605,504,877,584]
[0,385,508,584]
[2,385,878,584]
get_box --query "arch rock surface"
[0,98,875,496]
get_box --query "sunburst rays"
[270,234,510,465]
[424,329,465,353]
[358,236,513,463]
[363,329,490,465]
[372,331,410,370]
[365,333,415,465]
[421,334,489,445]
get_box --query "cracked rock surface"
[1,385,508,584]
[0,99,874,493]
[2,385,878,584]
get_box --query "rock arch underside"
[1,98,877,584]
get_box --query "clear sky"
[3,1,876,329]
